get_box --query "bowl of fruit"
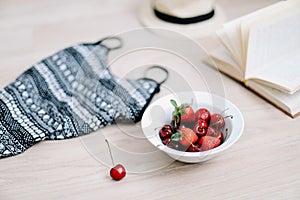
[141,91,244,163]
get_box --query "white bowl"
[141,91,244,163]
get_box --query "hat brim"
[138,0,226,38]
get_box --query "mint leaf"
[179,103,189,109]
[178,110,186,115]
[170,99,178,108]
[171,132,182,141]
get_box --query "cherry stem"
[210,120,222,127]
[224,115,233,119]
[190,98,194,106]
[210,114,233,127]
[224,128,229,140]
[221,108,229,116]
[105,139,115,166]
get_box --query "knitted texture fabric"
[0,42,159,158]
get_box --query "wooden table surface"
[1,0,299,199]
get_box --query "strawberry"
[170,127,198,147]
[198,136,221,151]
[180,105,195,122]
[170,99,195,130]
[179,128,198,147]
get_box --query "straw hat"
[139,0,226,38]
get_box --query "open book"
[208,0,300,117]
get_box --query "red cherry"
[193,124,207,137]
[196,120,208,129]
[187,145,201,152]
[206,126,224,142]
[210,113,225,128]
[159,124,173,139]
[110,164,126,181]
[196,108,211,122]
[163,138,171,145]
[105,139,126,181]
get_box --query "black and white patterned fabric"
[0,41,159,158]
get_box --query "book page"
[248,50,300,94]
[216,29,243,65]
[221,19,244,68]
[209,46,243,81]
[216,29,234,57]
[247,80,300,117]
[240,1,286,62]
[216,29,240,67]
[217,1,286,75]
[245,2,300,92]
